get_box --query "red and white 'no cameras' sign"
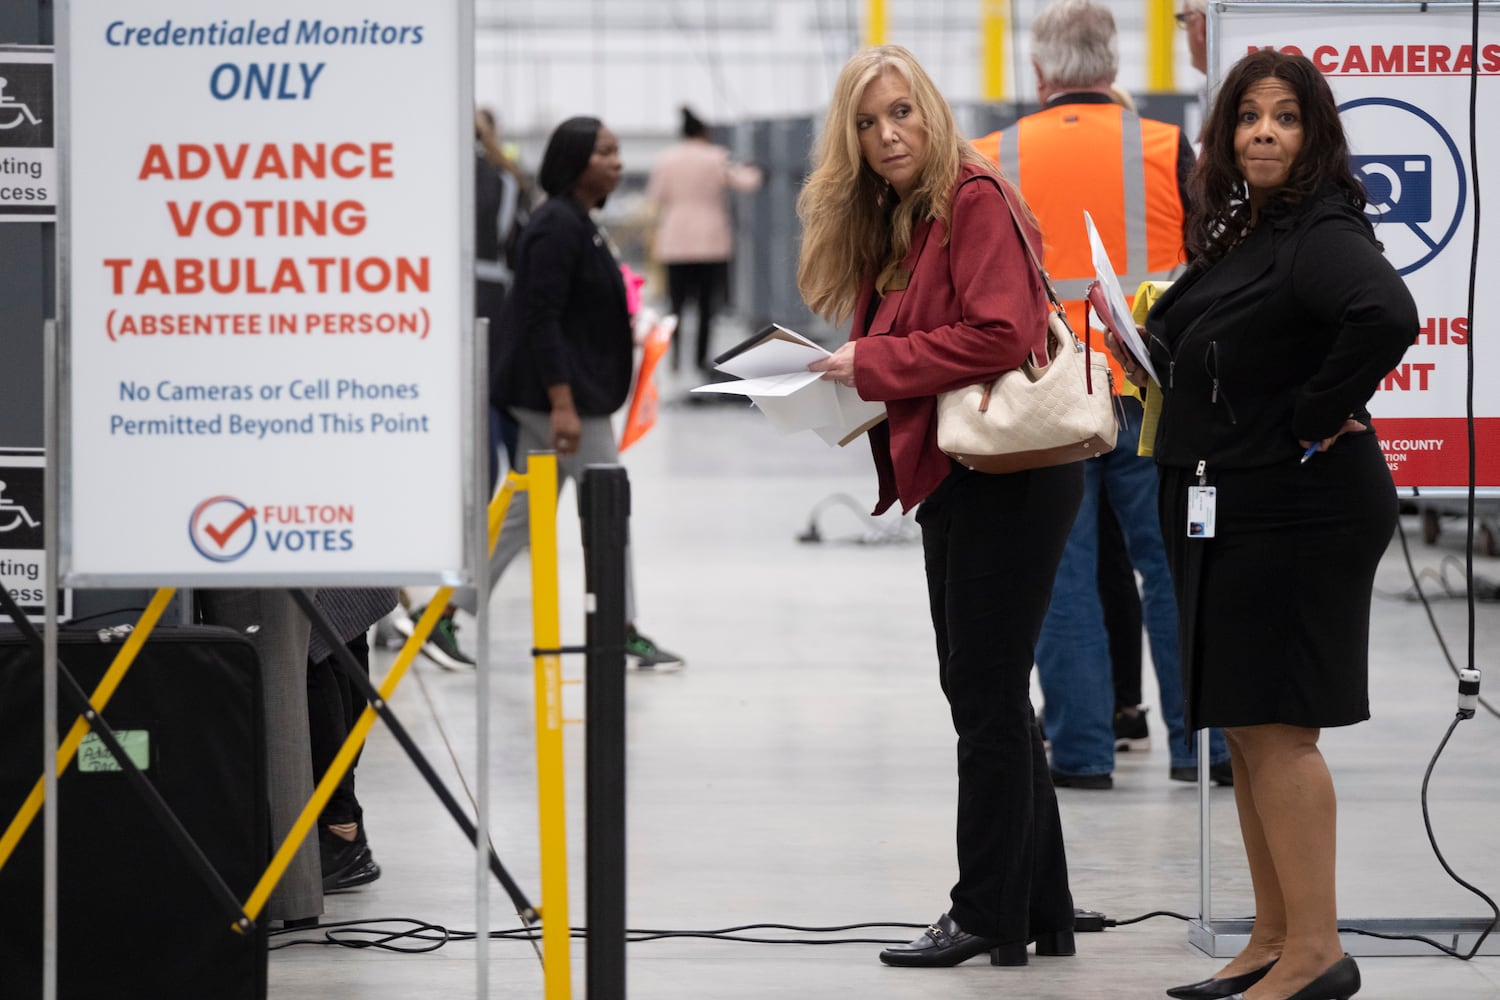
[62,2,471,584]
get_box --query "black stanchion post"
[581,465,629,1000]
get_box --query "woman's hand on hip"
[808,342,857,388]
[1299,417,1367,456]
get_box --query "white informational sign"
[62,2,471,584]
[0,45,55,222]
[1215,2,1497,489]
[0,448,71,621]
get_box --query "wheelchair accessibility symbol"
[1338,98,1465,276]
[0,77,43,130]
[0,480,41,532]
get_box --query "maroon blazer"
[851,162,1050,514]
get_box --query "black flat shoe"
[879,913,1005,967]
[1227,955,1360,1000]
[1167,959,1277,998]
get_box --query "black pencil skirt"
[1159,432,1398,730]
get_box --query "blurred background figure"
[305,588,398,893]
[1178,0,1209,75]
[1178,0,1210,144]
[646,106,762,374]
[476,107,533,487]
[974,0,1229,790]
[481,114,683,669]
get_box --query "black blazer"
[491,195,632,416]
[1145,187,1418,471]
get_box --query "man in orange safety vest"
[973,0,1230,791]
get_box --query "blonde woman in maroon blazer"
[799,44,1084,970]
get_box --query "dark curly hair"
[1187,49,1365,264]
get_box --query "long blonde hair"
[797,45,996,323]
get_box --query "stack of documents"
[692,324,887,446]
[1084,210,1158,383]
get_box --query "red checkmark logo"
[203,506,258,549]
[189,495,260,562]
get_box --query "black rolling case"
[0,624,269,1000]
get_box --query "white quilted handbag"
[935,180,1118,474]
[936,310,1117,473]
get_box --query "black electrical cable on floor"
[1375,550,1500,607]
[1104,710,1500,959]
[1102,910,1193,928]
[1340,714,1499,958]
[268,919,928,952]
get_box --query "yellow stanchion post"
[523,453,571,1000]
[0,587,176,873]
[489,473,518,555]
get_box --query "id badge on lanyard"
[1187,460,1215,538]
[1187,487,1216,538]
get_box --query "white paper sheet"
[1084,211,1160,384]
[692,324,886,445]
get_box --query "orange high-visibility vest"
[974,102,1186,392]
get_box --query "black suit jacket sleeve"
[496,197,633,416]
[518,205,587,394]
[1290,211,1420,442]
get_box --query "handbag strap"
[979,173,1099,392]
[987,175,1071,320]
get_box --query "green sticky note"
[77,730,150,773]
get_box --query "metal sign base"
[1189,917,1500,958]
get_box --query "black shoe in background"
[320,827,382,892]
[1113,706,1150,752]
[1050,769,1113,790]
[1170,761,1235,786]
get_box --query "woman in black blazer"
[1115,52,1416,1000]
[477,116,680,668]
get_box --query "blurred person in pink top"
[646,106,763,373]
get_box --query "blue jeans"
[1035,398,1229,775]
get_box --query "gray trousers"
[197,588,322,922]
[452,408,636,622]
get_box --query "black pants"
[1098,486,1144,709]
[916,461,1082,943]
[667,260,728,371]
[306,633,369,827]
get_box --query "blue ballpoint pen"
[1299,442,1320,465]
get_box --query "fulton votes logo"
[188,495,258,562]
[188,496,356,561]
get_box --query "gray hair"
[1031,0,1118,89]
